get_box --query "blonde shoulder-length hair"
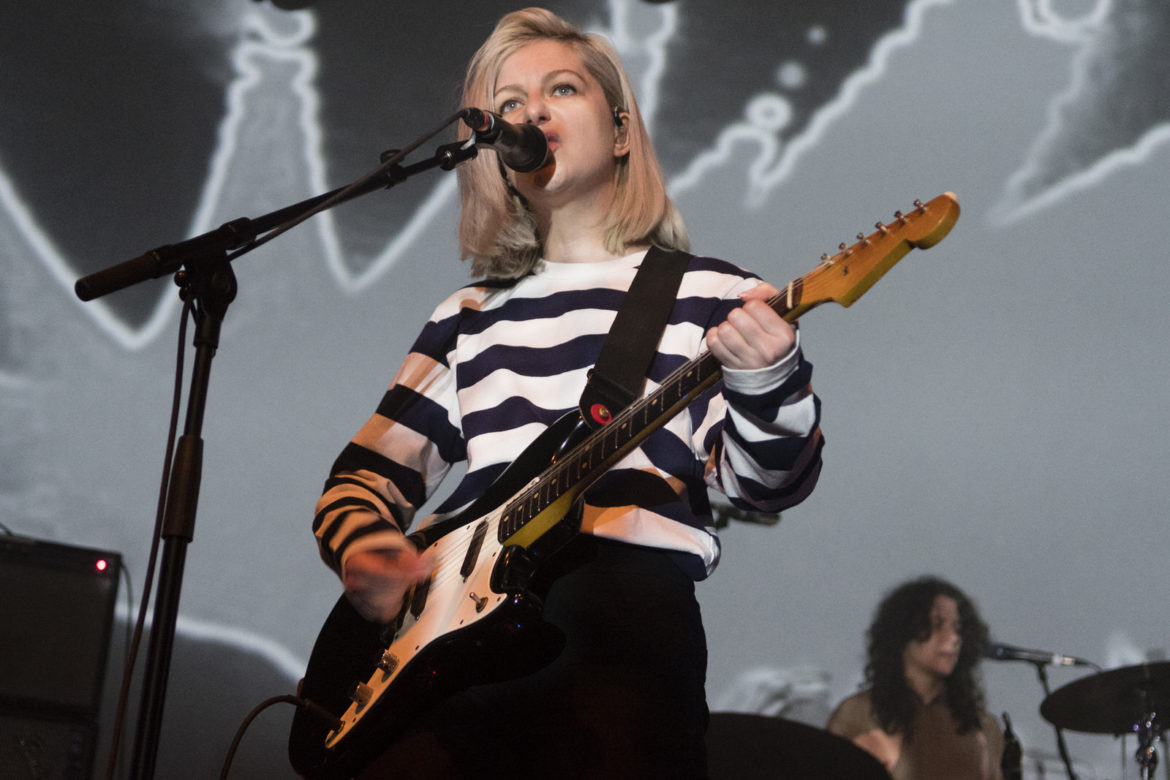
[457,7,689,279]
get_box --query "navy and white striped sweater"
[314,250,823,580]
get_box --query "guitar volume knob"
[350,681,373,709]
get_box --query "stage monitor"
[0,535,121,717]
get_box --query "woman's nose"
[523,94,549,124]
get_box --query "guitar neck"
[497,193,959,547]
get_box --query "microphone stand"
[1032,661,1079,780]
[74,115,477,779]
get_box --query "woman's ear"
[613,109,631,156]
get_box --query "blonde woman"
[311,8,824,777]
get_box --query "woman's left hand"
[705,282,795,370]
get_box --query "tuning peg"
[894,210,906,225]
[914,199,925,211]
[857,231,869,247]
[875,221,888,235]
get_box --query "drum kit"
[1040,661,1169,779]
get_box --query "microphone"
[985,641,1095,667]
[461,108,549,172]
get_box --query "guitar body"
[289,412,588,780]
[288,193,962,780]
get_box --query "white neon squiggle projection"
[997,124,1170,224]
[0,8,321,351]
[9,0,1158,352]
[669,0,957,205]
[1017,0,1110,43]
[602,0,677,139]
[114,601,306,682]
[0,0,680,353]
[993,0,1170,224]
[174,612,306,682]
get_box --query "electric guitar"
[288,193,961,779]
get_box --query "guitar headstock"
[781,192,960,320]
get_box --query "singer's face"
[493,40,626,202]
[903,595,962,681]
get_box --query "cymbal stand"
[1034,662,1079,780]
[1132,697,1161,779]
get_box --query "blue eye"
[499,99,521,114]
[553,83,576,96]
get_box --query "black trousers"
[360,537,710,780]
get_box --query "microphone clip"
[460,108,549,173]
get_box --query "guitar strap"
[578,245,691,430]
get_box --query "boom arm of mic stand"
[74,132,477,302]
[224,139,477,263]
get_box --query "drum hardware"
[1041,661,1170,780]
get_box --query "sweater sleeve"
[312,309,467,578]
[697,284,824,514]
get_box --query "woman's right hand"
[342,546,435,623]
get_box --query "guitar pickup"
[409,575,432,619]
[460,521,489,580]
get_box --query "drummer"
[827,576,1006,780]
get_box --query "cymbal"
[1040,662,1170,734]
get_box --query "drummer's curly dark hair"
[864,576,990,740]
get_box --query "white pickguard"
[324,496,518,748]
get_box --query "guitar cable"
[217,694,341,780]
